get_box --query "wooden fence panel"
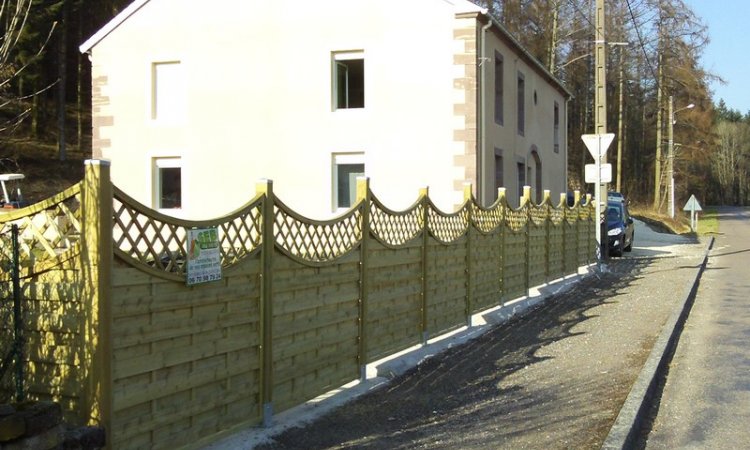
[109,254,263,449]
[502,228,527,301]
[425,237,467,336]
[364,240,423,362]
[548,224,565,281]
[563,220,579,274]
[469,230,502,313]
[528,222,547,287]
[0,255,85,422]
[271,251,360,413]
[578,218,592,265]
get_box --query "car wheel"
[624,232,634,252]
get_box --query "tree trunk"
[58,0,68,161]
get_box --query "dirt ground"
[1,142,85,204]
[250,239,704,450]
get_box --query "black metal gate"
[1,224,24,403]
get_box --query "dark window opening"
[494,52,504,125]
[517,74,525,135]
[334,59,364,109]
[159,167,181,209]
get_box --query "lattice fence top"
[471,203,504,234]
[529,203,549,226]
[428,202,469,243]
[0,182,82,267]
[113,186,263,276]
[274,198,361,263]
[369,197,423,246]
[549,206,564,225]
[504,206,527,232]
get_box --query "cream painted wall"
[89,0,482,219]
[87,0,568,219]
[479,33,568,207]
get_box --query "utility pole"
[616,47,624,193]
[594,0,608,260]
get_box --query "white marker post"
[582,133,615,263]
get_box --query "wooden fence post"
[356,177,369,380]
[559,192,569,273]
[419,186,429,344]
[498,187,507,302]
[574,190,582,267]
[543,190,551,283]
[522,186,531,295]
[586,193,594,263]
[463,183,473,327]
[81,160,113,442]
[256,179,275,427]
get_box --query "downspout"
[478,18,492,206]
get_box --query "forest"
[1,0,748,208]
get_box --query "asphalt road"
[644,207,750,448]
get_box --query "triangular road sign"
[683,194,702,212]
[581,133,615,159]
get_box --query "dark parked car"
[606,199,634,256]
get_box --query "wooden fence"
[0,160,595,449]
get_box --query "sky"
[684,0,750,114]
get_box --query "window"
[494,52,504,125]
[151,61,185,122]
[153,157,182,209]
[532,150,542,203]
[333,153,365,210]
[554,102,560,153]
[332,52,364,110]
[517,73,525,135]
[517,162,526,199]
[494,149,504,196]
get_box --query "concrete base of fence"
[203,264,595,450]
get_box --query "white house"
[80,0,570,219]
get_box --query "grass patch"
[695,207,719,235]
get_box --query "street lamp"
[668,96,694,218]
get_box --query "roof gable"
[79,0,151,53]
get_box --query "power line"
[626,0,659,84]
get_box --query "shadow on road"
[256,258,654,449]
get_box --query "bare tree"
[0,0,56,135]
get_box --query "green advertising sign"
[186,227,221,285]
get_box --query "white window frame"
[332,153,365,212]
[152,156,183,211]
[150,60,186,123]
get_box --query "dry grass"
[629,204,693,235]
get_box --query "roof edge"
[457,11,572,99]
[79,0,151,54]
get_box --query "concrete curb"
[601,237,715,449]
